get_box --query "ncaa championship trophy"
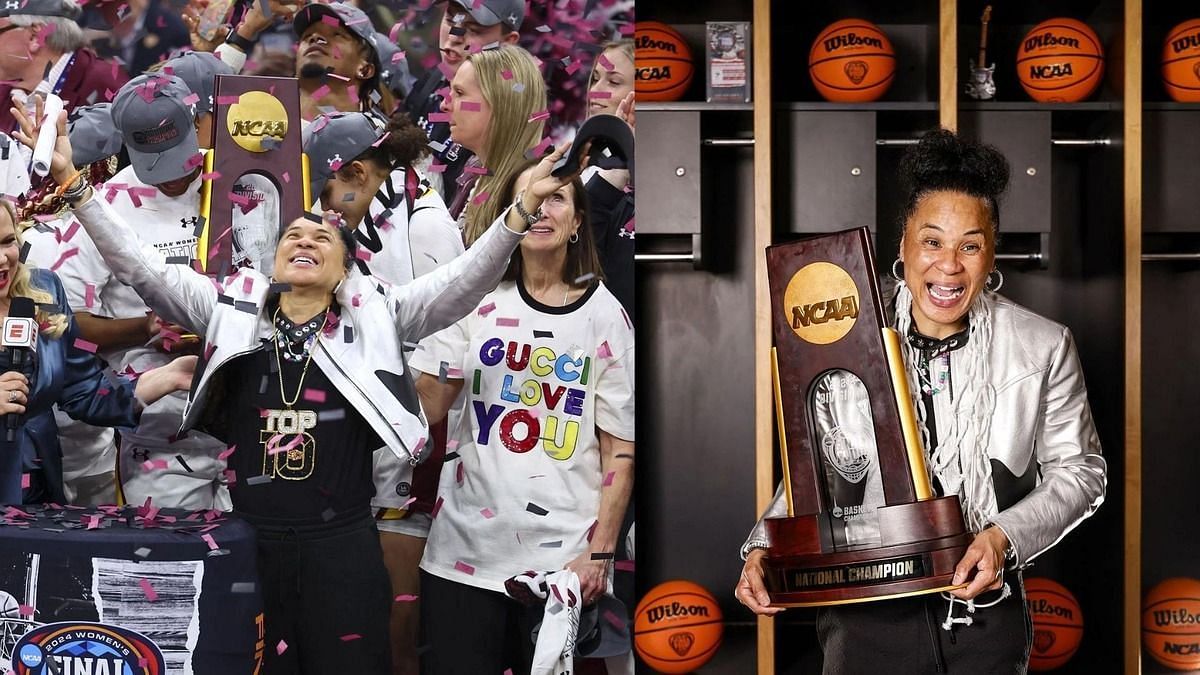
[762,227,972,606]
[199,75,310,278]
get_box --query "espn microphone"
[2,297,38,441]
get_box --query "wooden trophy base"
[762,496,973,607]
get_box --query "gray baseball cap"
[161,51,235,118]
[374,33,415,98]
[293,2,380,72]
[0,0,80,19]
[445,0,524,30]
[303,111,387,205]
[68,103,122,167]
[110,74,200,185]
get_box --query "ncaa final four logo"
[11,622,165,675]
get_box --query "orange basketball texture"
[634,580,724,674]
[1162,19,1200,102]
[808,19,896,102]
[1142,577,1200,671]
[1017,18,1105,102]
[1025,577,1084,671]
[635,21,694,102]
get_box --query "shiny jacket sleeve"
[988,327,1107,568]
[37,271,139,428]
[739,482,789,560]
[391,206,523,343]
[70,192,219,335]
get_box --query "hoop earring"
[569,232,579,244]
[891,258,904,282]
[985,268,1004,293]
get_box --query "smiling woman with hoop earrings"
[734,128,1107,674]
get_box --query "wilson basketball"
[1017,18,1105,102]
[635,22,694,102]
[634,580,723,673]
[1142,577,1200,671]
[808,19,896,102]
[1162,19,1200,102]
[1025,577,1084,671]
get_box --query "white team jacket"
[71,192,522,471]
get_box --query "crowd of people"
[0,0,637,673]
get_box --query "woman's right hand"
[522,140,592,204]
[0,371,30,417]
[735,549,785,615]
[10,94,75,186]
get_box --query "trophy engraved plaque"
[199,76,311,278]
[763,227,972,606]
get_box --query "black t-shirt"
[220,347,382,525]
[405,70,473,207]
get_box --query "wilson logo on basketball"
[668,632,695,656]
[823,32,883,51]
[646,601,710,624]
[1153,609,1200,627]
[1025,32,1081,51]
[1028,598,1075,620]
[1029,63,1075,79]
[844,61,868,84]
[1170,33,1200,54]
[635,35,678,54]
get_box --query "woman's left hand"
[565,551,609,606]
[9,94,75,186]
[950,525,1009,599]
[133,355,198,407]
[522,140,593,203]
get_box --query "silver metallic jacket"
[742,293,1107,568]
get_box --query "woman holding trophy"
[735,129,1107,672]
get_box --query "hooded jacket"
[70,191,523,476]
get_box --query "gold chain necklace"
[273,305,329,409]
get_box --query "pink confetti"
[216,95,240,105]
[588,90,614,100]
[565,61,582,76]
[428,112,451,123]
[459,101,482,112]
[57,219,80,242]
[501,69,513,80]
[84,283,95,308]
[603,471,616,487]
[18,604,33,618]
[427,162,447,174]
[276,640,288,655]
[615,560,635,572]
[184,153,205,170]
[530,136,553,157]
[599,53,615,71]
[73,338,99,353]
[49,247,79,271]
[282,172,290,183]
[480,507,495,519]
[242,277,254,294]
[219,446,237,460]
[320,14,340,26]
[394,594,419,602]
[495,317,520,328]
[454,561,476,575]
[339,634,362,642]
[463,165,488,176]
[311,84,331,100]
[201,171,222,181]
[477,303,497,317]
[596,341,613,359]
[201,533,219,550]
[21,473,30,489]
[527,110,551,123]
[355,248,373,262]
[470,191,490,205]
[182,92,200,106]
[302,389,326,403]
[139,578,159,602]
[431,496,444,518]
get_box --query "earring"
[985,268,1004,293]
[891,258,904,282]
[569,232,580,244]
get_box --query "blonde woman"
[0,200,193,504]
[442,44,548,244]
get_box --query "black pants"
[420,570,536,675]
[254,510,392,675]
[817,575,1031,674]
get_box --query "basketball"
[1024,577,1084,671]
[635,22,694,102]
[1142,577,1200,671]
[1162,19,1200,102]
[1017,18,1105,102]
[808,19,896,102]
[634,580,723,673]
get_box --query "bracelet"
[53,170,83,198]
[225,26,257,53]
[64,184,92,208]
[513,190,543,226]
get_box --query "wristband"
[225,26,257,52]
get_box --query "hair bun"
[900,128,1010,201]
